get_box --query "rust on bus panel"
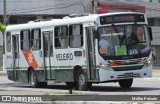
[22,50,38,69]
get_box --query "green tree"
[0,22,6,32]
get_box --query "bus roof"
[6,12,144,31]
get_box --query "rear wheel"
[29,69,38,88]
[76,69,91,91]
[29,69,47,88]
[119,79,133,89]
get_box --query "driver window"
[137,26,145,42]
[99,27,112,55]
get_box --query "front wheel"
[118,79,133,89]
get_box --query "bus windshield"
[98,24,151,60]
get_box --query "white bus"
[5,12,153,90]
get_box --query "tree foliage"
[0,22,6,32]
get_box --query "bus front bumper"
[98,65,152,82]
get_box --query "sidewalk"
[152,70,160,77]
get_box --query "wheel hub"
[31,73,36,85]
[79,74,85,85]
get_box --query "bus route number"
[129,49,138,55]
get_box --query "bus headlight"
[146,60,153,65]
[143,59,153,69]
[101,64,107,69]
[99,63,107,69]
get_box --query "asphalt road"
[0,75,160,95]
[0,68,160,103]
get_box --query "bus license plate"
[124,73,133,77]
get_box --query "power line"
[0,0,69,2]
[8,0,92,14]
[1,0,160,14]
[0,0,91,13]
[3,0,160,19]
[10,0,83,12]
[0,0,86,12]
[16,3,83,14]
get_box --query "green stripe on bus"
[6,65,88,70]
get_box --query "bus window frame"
[54,25,69,49]
[31,28,41,50]
[6,32,11,52]
[69,24,83,48]
[20,29,30,51]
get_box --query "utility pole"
[93,0,98,14]
[3,0,7,25]
[3,0,6,72]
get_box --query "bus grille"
[112,65,143,71]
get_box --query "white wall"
[151,27,160,45]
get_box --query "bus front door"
[86,28,97,80]
[43,32,53,80]
[12,35,19,81]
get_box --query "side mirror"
[93,29,100,39]
[148,27,153,41]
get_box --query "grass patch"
[153,70,160,73]
[137,102,144,104]
[0,73,7,76]
[0,66,3,71]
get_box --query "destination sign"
[100,14,145,25]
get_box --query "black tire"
[76,69,91,91]
[87,83,92,90]
[119,79,133,89]
[39,82,47,88]
[66,82,76,89]
[29,69,39,88]
[29,70,47,88]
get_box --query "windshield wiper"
[119,34,126,46]
[128,24,140,46]
[112,24,125,46]
[112,24,123,46]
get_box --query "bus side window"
[20,30,30,50]
[54,26,68,48]
[6,32,11,52]
[69,24,83,48]
[31,29,41,50]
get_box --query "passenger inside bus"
[99,37,111,55]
